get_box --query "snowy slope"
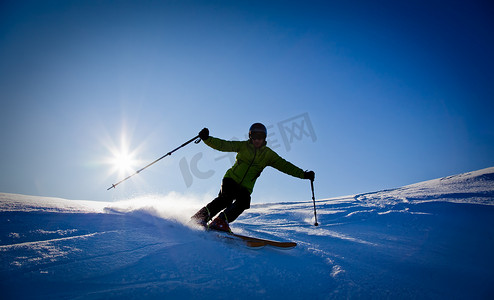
[1,167,494,299]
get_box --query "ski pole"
[311,179,319,226]
[107,134,201,190]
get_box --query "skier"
[190,123,315,232]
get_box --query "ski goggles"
[250,132,266,140]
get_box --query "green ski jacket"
[203,136,305,194]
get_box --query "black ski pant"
[206,177,251,223]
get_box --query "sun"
[110,148,139,176]
[103,131,143,179]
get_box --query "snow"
[1,167,494,299]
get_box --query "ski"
[210,229,297,249]
[231,233,297,248]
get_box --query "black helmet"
[249,123,267,140]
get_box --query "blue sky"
[1,0,493,203]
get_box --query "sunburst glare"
[103,130,144,179]
[109,147,138,177]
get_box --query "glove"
[304,170,315,181]
[199,128,209,140]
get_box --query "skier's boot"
[189,207,210,228]
[209,214,231,233]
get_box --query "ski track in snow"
[1,167,494,298]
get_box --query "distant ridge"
[355,167,494,206]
